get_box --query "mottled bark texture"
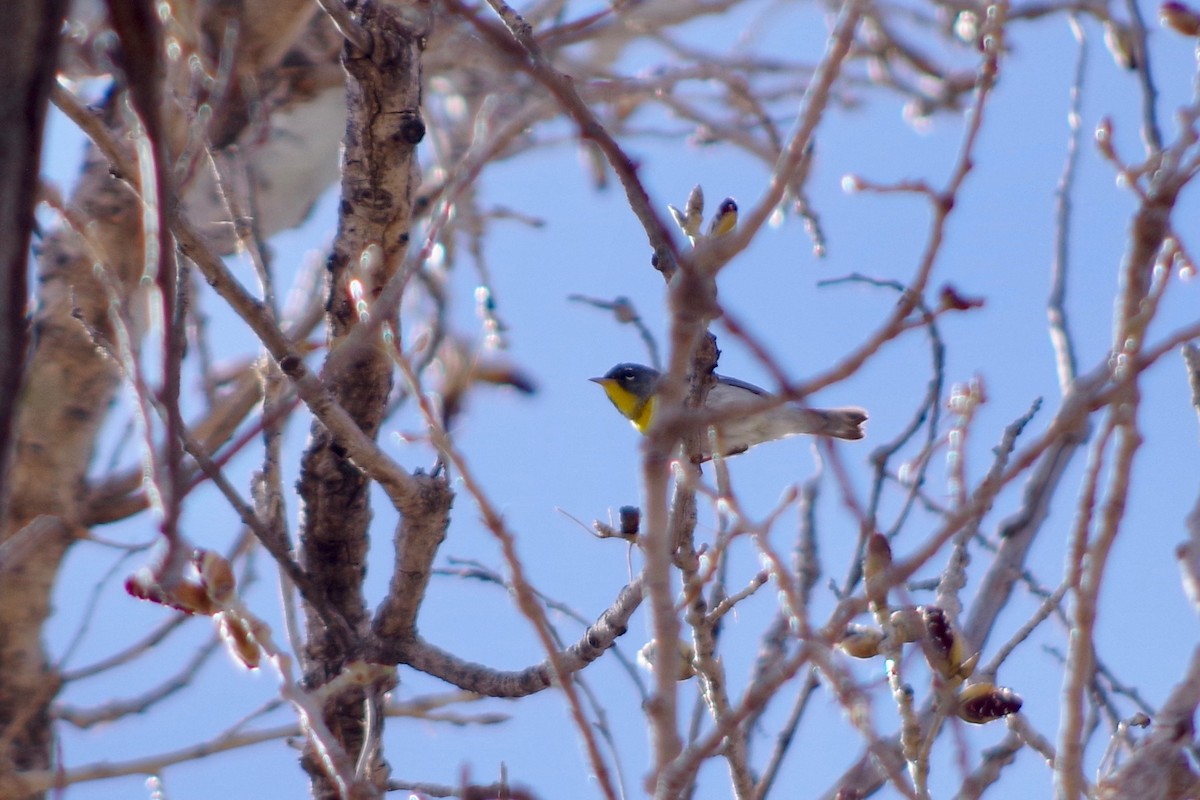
[297,3,431,796]
[371,475,453,645]
[0,140,144,797]
[0,2,338,797]
[0,0,67,522]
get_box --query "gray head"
[590,363,661,403]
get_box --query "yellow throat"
[598,380,656,434]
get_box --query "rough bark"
[0,0,68,529]
[297,2,430,796]
[0,143,144,798]
[0,3,341,796]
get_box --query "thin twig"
[15,723,302,794]
[315,0,372,53]
[1048,15,1085,393]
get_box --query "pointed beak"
[589,377,608,385]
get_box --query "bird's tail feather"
[798,407,868,440]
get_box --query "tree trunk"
[297,3,429,797]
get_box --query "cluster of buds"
[1162,1,1200,36]
[125,549,261,669]
[947,376,987,418]
[592,505,640,542]
[938,284,986,312]
[955,682,1023,725]
[921,605,977,683]
[838,607,924,659]
[837,603,1022,725]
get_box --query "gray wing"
[713,373,770,397]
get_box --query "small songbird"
[590,363,866,459]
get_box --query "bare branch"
[315,0,372,53]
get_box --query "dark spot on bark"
[279,354,301,373]
[356,188,393,210]
[66,405,92,422]
[398,112,425,145]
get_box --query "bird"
[590,362,866,459]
